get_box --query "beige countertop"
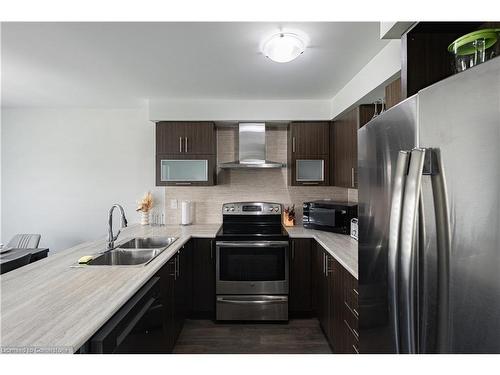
[0,223,357,353]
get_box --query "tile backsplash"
[164,126,357,224]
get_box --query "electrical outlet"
[170,199,178,209]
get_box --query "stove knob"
[224,207,229,211]
[268,207,273,212]
[274,207,280,212]
[230,207,235,212]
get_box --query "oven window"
[219,247,286,281]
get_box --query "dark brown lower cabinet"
[289,239,312,317]
[191,239,215,319]
[158,256,177,353]
[340,267,359,353]
[311,242,359,354]
[172,242,192,342]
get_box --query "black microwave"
[303,201,357,234]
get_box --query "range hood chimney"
[219,123,285,169]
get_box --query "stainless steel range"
[215,202,289,321]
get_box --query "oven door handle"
[217,296,288,304]
[216,241,289,247]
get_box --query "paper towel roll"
[181,200,192,225]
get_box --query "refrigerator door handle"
[388,150,410,353]
[426,148,451,353]
[399,148,426,354]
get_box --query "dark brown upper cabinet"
[156,121,216,155]
[289,122,330,156]
[155,122,217,186]
[288,122,330,186]
[331,105,375,188]
[385,78,402,110]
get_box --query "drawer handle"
[344,319,359,341]
[344,301,359,318]
[175,182,192,185]
[217,297,287,305]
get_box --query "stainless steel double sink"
[87,237,177,266]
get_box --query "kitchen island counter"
[0,224,220,353]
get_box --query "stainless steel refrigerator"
[358,57,500,353]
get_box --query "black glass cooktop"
[215,224,289,241]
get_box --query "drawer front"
[216,295,288,321]
[345,280,358,309]
[344,300,359,324]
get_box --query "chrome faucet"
[108,204,128,249]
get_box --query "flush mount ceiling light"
[262,33,306,63]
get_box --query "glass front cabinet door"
[292,157,329,186]
[156,155,215,186]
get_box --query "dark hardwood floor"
[173,319,332,354]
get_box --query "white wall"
[148,99,333,121]
[330,40,401,119]
[1,107,162,253]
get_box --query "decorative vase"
[140,211,150,225]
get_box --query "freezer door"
[418,57,500,353]
[358,96,417,353]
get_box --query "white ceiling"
[1,22,389,107]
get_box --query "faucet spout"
[108,204,128,249]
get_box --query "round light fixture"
[262,33,306,63]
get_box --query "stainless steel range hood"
[219,123,285,169]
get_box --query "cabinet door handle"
[176,253,180,278]
[292,137,296,153]
[327,257,333,275]
[185,137,188,153]
[351,167,355,188]
[179,137,183,153]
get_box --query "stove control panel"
[222,202,282,215]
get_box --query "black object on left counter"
[0,248,49,274]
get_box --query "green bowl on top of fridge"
[448,29,500,73]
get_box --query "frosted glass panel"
[296,160,324,181]
[161,160,208,182]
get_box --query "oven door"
[216,241,289,295]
